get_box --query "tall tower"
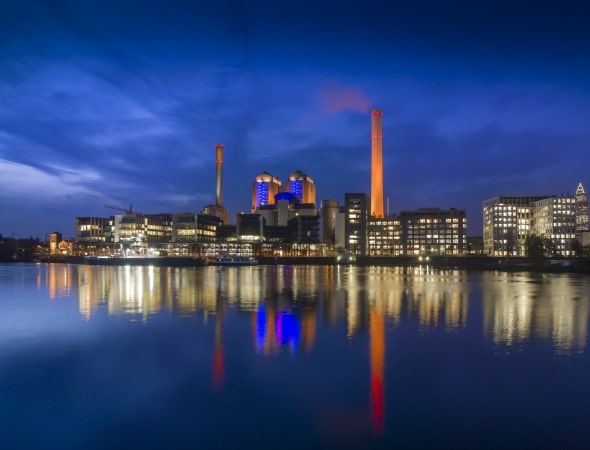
[575,182,589,237]
[202,144,229,224]
[371,109,384,218]
[215,144,224,206]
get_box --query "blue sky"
[1,0,589,238]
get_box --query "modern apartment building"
[368,217,399,256]
[532,196,576,256]
[483,196,550,256]
[398,208,467,256]
[483,188,585,257]
[75,216,110,244]
[75,212,222,250]
[172,213,221,243]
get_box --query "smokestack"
[215,144,224,206]
[371,109,384,218]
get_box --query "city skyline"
[1,1,590,238]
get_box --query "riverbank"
[22,255,590,274]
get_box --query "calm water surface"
[1,262,589,449]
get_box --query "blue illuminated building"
[287,170,316,206]
[251,172,282,212]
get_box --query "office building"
[172,213,221,243]
[399,208,467,256]
[575,182,589,238]
[288,215,321,244]
[371,109,384,218]
[368,217,399,256]
[344,193,370,255]
[236,214,265,242]
[144,214,173,243]
[532,196,576,256]
[75,217,109,244]
[483,196,550,256]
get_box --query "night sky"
[1,0,589,238]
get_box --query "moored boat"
[84,256,208,267]
[336,253,357,264]
[210,255,258,266]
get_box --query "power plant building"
[202,144,230,224]
[287,170,316,206]
[320,200,340,246]
[371,109,384,218]
[252,172,282,211]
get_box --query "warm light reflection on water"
[38,264,590,355]
[481,272,588,353]
[3,263,590,448]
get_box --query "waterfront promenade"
[42,254,590,273]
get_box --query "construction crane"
[104,204,138,214]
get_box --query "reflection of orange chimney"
[370,307,385,436]
[215,144,224,206]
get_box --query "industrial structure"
[371,109,384,218]
[252,172,282,211]
[202,144,230,224]
[64,110,590,260]
[287,170,316,206]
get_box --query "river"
[1,263,589,449]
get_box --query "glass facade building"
[483,196,550,256]
[532,196,576,256]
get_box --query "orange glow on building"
[371,109,384,218]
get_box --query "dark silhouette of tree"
[570,239,582,257]
[525,234,545,258]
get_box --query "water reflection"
[4,263,589,447]
[481,272,588,353]
[36,264,590,357]
[370,302,385,436]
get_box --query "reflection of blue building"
[276,310,300,350]
[255,305,301,355]
[252,172,282,212]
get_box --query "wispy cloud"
[317,82,372,115]
[0,158,101,202]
